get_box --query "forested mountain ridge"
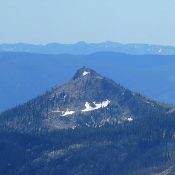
[0,67,172,134]
[1,68,175,175]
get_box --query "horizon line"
[0,41,175,48]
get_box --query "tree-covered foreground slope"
[0,68,175,175]
[1,115,175,175]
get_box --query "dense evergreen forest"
[1,111,175,175]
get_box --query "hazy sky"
[0,0,175,45]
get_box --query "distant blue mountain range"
[1,41,175,55]
[0,51,175,112]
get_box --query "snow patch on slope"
[83,71,90,76]
[127,117,133,122]
[51,110,62,113]
[61,110,75,116]
[82,100,110,112]
[51,100,110,116]
[158,48,162,53]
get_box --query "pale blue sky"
[0,0,175,45]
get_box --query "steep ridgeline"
[0,67,173,133]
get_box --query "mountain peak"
[0,67,171,133]
[72,66,101,80]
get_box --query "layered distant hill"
[1,41,175,55]
[1,52,175,112]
